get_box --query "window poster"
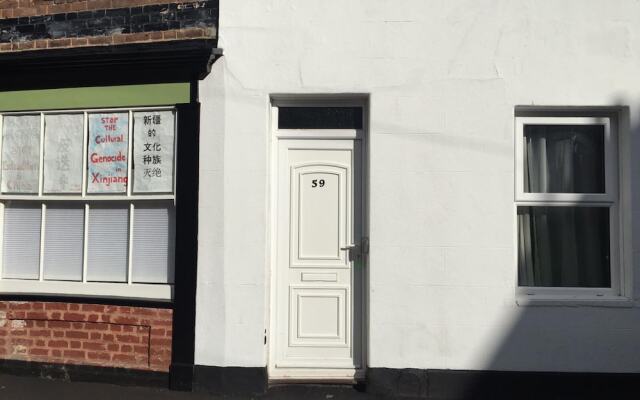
[1,115,41,193]
[133,111,175,193]
[87,113,129,193]
[44,114,84,193]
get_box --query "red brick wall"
[0,301,173,372]
[1,0,201,18]
[0,0,217,52]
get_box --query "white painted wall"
[195,0,640,372]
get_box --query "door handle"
[341,243,359,262]
[341,238,369,253]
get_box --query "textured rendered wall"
[196,0,640,373]
[0,301,172,371]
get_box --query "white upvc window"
[515,115,627,303]
[0,107,177,301]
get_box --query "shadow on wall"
[460,104,639,400]
[433,309,640,400]
[369,104,640,400]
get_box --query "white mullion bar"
[0,280,172,300]
[38,113,45,196]
[38,203,46,281]
[515,201,614,207]
[516,193,615,204]
[127,110,133,197]
[127,203,134,285]
[82,203,89,283]
[126,111,134,284]
[82,112,88,198]
[0,194,174,201]
[4,106,175,116]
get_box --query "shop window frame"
[0,106,178,301]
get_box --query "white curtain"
[518,126,609,287]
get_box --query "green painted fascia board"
[0,83,190,112]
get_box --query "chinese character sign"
[1,115,41,193]
[44,114,84,193]
[133,111,175,193]
[87,113,129,193]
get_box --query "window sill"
[516,295,634,308]
[0,280,173,301]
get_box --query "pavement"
[0,373,383,400]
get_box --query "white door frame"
[267,96,369,382]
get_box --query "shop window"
[515,116,622,299]
[0,108,176,300]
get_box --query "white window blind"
[87,205,129,282]
[132,202,175,284]
[43,204,84,281]
[2,203,41,279]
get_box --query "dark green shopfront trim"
[0,39,217,92]
[0,83,190,112]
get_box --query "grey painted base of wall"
[169,362,194,391]
[192,365,268,395]
[7,362,636,399]
[0,359,168,388]
[366,368,640,399]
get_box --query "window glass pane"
[133,111,175,193]
[278,107,363,129]
[523,124,605,193]
[2,202,41,279]
[518,206,610,287]
[1,115,41,193]
[44,114,84,193]
[132,202,175,284]
[87,204,128,282]
[87,113,129,194]
[43,204,84,281]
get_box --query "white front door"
[272,138,364,380]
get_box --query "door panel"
[290,286,347,345]
[292,164,348,267]
[273,139,363,377]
